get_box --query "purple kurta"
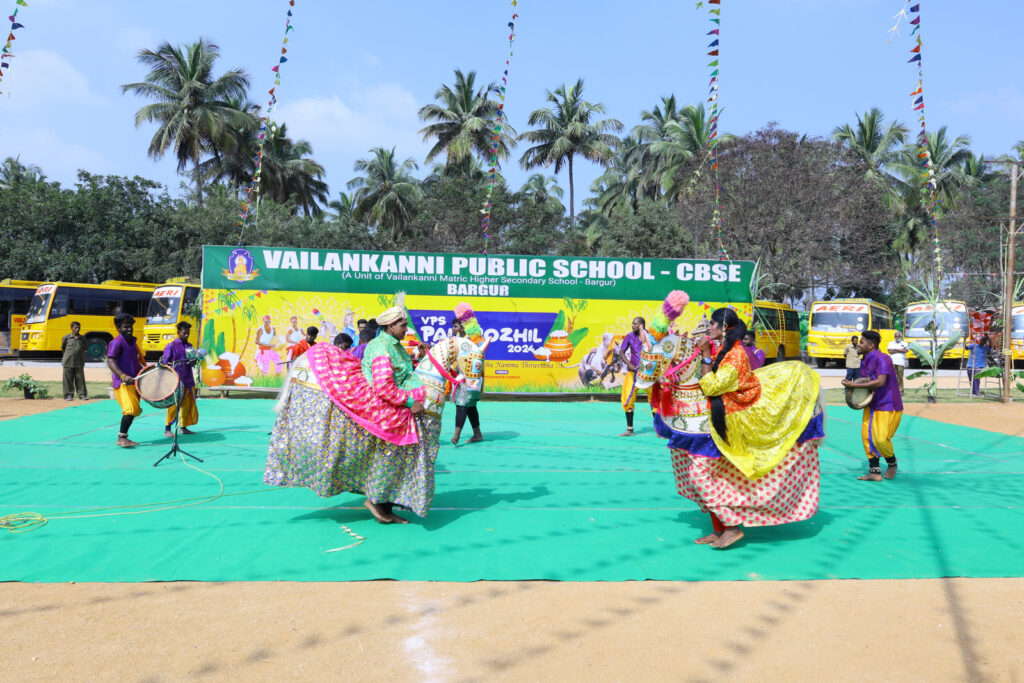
[161,338,196,388]
[860,349,903,412]
[107,335,142,389]
[619,331,642,367]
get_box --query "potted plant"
[2,373,50,399]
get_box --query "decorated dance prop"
[479,0,518,254]
[649,290,690,342]
[413,334,486,417]
[844,385,874,410]
[0,0,27,96]
[236,0,298,246]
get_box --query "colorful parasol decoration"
[454,302,483,338]
[891,1,943,282]
[479,0,518,255]
[0,0,28,96]
[236,0,297,246]
[649,290,690,342]
[697,0,727,260]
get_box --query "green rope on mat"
[0,454,270,534]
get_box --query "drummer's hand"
[841,379,853,388]
[410,400,425,415]
[122,376,136,386]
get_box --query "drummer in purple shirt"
[741,330,766,370]
[106,313,145,448]
[161,321,199,438]
[842,330,903,481]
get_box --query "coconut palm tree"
[653,103,733,203]
[327,192,356,222]
[520,173,564,211]
[120,38,253,203]
[519,79,623,226]
[418,69,516,172]
[348,147,423,241]
[0,156,45,189]
[257,123,329,216]
[887,127,975,258]
[195,97,261,189]
[831,108,908,176]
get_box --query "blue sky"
[2,0,1022,209]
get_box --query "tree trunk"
[568,155,575,228]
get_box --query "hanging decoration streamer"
[892,1,943,281]
[236,0,296,246]
[698,0,727,260]
[479,0,518,255]
[0,0,28,96]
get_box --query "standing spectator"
[887,330,909,394]
[741,330,765,370]
[844,335,861,381]
[61,321,88,400]
[965,336,989,396]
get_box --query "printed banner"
[200,246,754,392]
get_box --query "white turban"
[376,306,405,326]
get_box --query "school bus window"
[26,295,50,323]
[784,310,799,330]
[755,307,779,330]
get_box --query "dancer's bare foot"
[116,436,137,448]
[857,473,883,481]
[363,499,392,524]
[711,528,744,549]
[694,532,721,545]
[181,427,196,435]
[451,429,461,445]
[163,430,173,438]
[467,433,483,443]
[883,465,897,480]
[387,511,410,524]
[619,430,635,437]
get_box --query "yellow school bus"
[807,298,895,368]
[753,300,802,363]
[141,277,202,360]
[0,279,43,355]
[19,280,160,361]
[903,300,969,362]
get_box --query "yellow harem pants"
[166,387,198,429]
[113,384,142,417]
[621,371,638,412]
[861,408,902,460]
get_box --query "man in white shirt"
[887,330,909,394]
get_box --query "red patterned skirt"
[670,439,821,528]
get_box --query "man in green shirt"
[61,321,88,400]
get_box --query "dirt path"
[2,579,1021,681]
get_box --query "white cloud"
[358,50,382,68]
[5,128,112,183]
[276,83,430,164]
[0,49,107,107]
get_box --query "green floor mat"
[1,400,1022,582]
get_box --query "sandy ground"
[2,579,1022,681]
[3,384,1024,681]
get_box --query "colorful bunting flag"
[898,0,943,283]
[236,0,296,246]
[0,0,26,95]
[478,0,518,255]
[700,0,728,260]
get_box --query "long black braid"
[707,308,748,445]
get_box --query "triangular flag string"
[0,0,27,96]
[899,0,943,284]
[478,0,518,255]
[237,0,297,246]
[697,0,728,260]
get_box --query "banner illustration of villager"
[200,246,754,393]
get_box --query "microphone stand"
[153,357,203,467]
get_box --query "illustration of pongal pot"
[540,330,574,362]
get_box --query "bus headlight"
[808,342,818,348]
[163,334,174,340]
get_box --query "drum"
[635,347,667,388]
[845,385,874,410]
[136,365,184,409]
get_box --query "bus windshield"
[905,311,968,337]
[26,292,52,324]
[1013,312,1024,339]
[147,287,183,324]
[810,311,867,333]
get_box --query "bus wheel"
[776,346,786,363]
[84,335,110,362]
[815,357,827,369]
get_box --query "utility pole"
[1003,162,1019,404]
